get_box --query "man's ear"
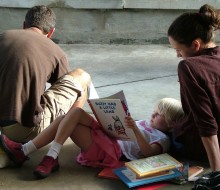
[47,28,55,39]
[191,39,201,52]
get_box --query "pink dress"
[76,119,122,168]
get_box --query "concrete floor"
[0,44,210,190]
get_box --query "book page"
[88,91,136,140]
[88,81,99,99]
[103,90,129,115]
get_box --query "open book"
[88,90,136,141]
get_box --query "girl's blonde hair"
[155,98,184,125]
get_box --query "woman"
[168,4,220,171]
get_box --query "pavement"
[0,44,210,190]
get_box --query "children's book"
[98,167,169,189]
[98,167,119,180]
[169,162,204,184]
[188,166,204,181]
[97,161,125,180]
[88,90,136,141]
[114,166,181,188]
[169,162,189,185]
[125,153,183,178]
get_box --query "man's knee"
[68,68,89,77]
[68,68,91,86]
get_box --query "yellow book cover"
[125,153,183,178]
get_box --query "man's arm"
[201,135,220,171]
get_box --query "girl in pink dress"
[0,98,184,179]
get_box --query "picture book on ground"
[188,165,204,181]
[125,153,183,178]
[114,166,182,188]
[97,161,125,180]
[98,164,169,189]
[88,90,136,141]
[98,167,119,180]
[169,162,204,184]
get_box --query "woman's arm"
[201,135,220,171]
[125,116,162,157]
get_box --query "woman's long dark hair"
[168,4,220,46]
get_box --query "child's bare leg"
[68,68,91,108]
[44,108,94,160]
[70,124,93,152]
[32,115,64,149]
[33,108,95,179]
[54,107,94,145]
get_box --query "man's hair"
[156,98,184,125]
[25,5,56,34]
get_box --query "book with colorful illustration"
[114,166,181,188]
[125,153,183,178]
[88,90,136,141]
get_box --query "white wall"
[0,0,219,44]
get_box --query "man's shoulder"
[1,29,23,36]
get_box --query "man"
[0,5,91,143]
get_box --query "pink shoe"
[33,156,59,179]
[0,134,29,167]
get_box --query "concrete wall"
[0,0,220,44]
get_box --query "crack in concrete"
[96,74,177,88]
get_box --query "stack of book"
[98,154,204,188]
[113,153,183,188]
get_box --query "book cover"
[169,162,189,185]
[125,153,183,178]
[98,167,119,180]
[98,167,169,189]
[88,90,136,141]
[169,163,204,184]
[188,166,204,181]
[97,161,125,180]
[114,167,182,188]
